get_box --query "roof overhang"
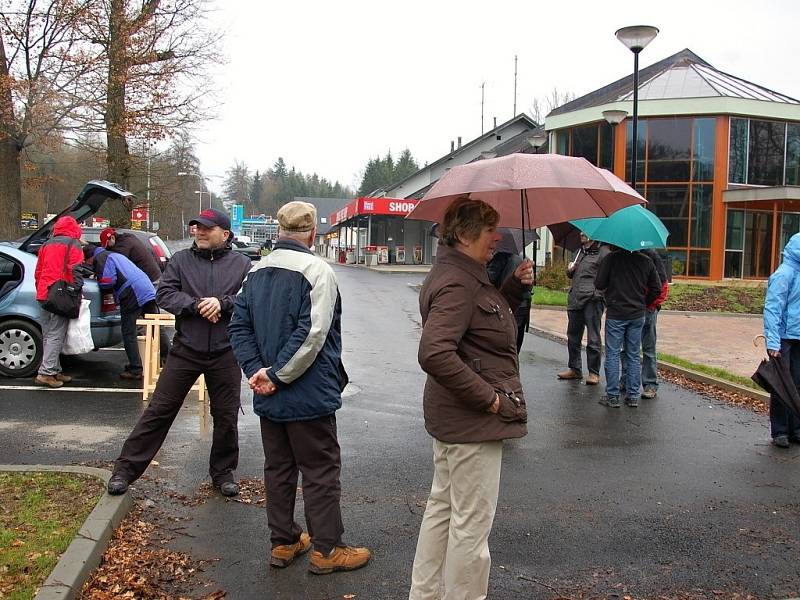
[546,97,800,131]
[723,186,800,203]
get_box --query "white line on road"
[0,385,141,393]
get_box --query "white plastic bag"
[62,298,93,355]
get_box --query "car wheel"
[0,319,42,378]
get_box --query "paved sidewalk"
[532,307,765,379]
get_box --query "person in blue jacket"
[763,232,800,448]
[229,201,371,575]
[84,244,163,379]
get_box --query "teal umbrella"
[570,204,669,251]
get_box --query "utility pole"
[481,82,485,134]
[513,55,518,116]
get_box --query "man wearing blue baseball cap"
[106,208,252,498]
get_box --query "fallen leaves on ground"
[79,505,223,600]
[659,369,768,414]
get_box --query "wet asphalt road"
[1,264,799,599]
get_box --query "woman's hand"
[768,349,781,358]
[487,393,500,414]
[514,259,534,286]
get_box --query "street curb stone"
[533,303,763,319]
[0,464,133,600]
[529,327,769,403]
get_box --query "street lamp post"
[615,25,659,189]
[194,190,205,214]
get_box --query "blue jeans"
[770,339,800,439]
[604,317,645,400]
[621,309,659,392]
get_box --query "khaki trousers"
[409,438,503,600]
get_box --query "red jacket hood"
[53,216,82,239]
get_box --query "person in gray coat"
[557,233,609,385]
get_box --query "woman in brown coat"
[409,198,533,600]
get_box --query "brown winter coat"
[418,244,528,444]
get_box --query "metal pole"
[631,50,641,189]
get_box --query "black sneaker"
[772,435,790,448]
[599,395,621,408]
[625,396,640,407]
[107,475,129,495]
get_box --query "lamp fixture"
[527,133,548,150]
[614,25,659,53]
[602,109,629,125]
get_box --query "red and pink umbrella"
[406,153,644,232]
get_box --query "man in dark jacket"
[100,227,162,283]
[84,244,162,379]
[558,233,609,385]
[621,249,669,399]
[106,209,251,497]
[595,247,661,408]
[229,201,371,575]
[486,229,532,352]
[34,216,84,388]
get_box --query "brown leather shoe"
[55,373,72,383]
[585,373,600,385]
[309,545,372,575]
[557,369,581,380]
[35,374,63,388]
[120,371,143,380]
[270,532,311,568]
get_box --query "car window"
[0,254,23,298]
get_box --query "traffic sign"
[131,207,149,222]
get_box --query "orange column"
[709,116,729,280]
[613,119,627,181]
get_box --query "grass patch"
[658,352,762,391]
[533,286,567,306]
[662,283,765,314]
[0,471,104,600]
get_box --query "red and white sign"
[329,197,419,226]
[131,207,149,222]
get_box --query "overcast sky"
[193,0,799,194]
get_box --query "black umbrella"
[751,353,800,420]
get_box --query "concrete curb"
[0,465,133,600]
[529,327,769,403]
[533,304,762,319]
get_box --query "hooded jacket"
[228,239,345,422]
[417,244,528,444]
[764,233,800,351]
[156,242,251,354]
[89,247,155,312]
[34,216,84,301]
[108,232,162,282]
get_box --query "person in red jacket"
[34,216,84,388]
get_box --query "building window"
[554,122,614,168]
[729,118,748,184]
[728,118,800,186]
[749,120,786,185]
[786,123,800,186]
[625,116,716,278]
[726,208,773,278]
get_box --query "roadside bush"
[537,260,570,290]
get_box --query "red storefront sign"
[329,197,419,226]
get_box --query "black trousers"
[260,414,344,554]
[113,340,241,485]
[566,300,604,376]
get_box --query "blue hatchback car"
[0,181,134,378]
